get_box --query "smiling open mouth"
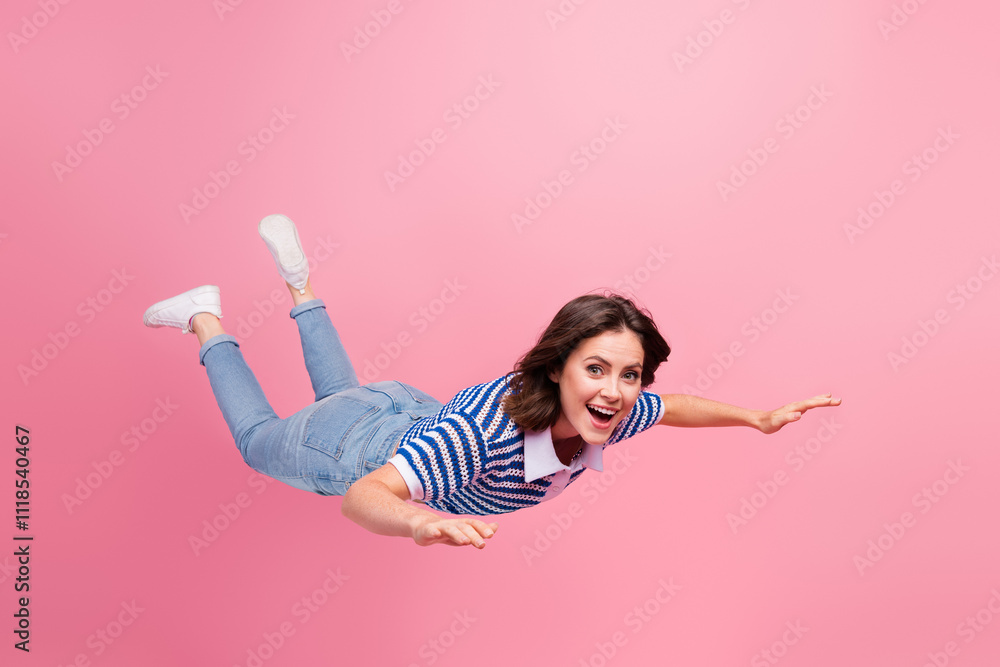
[586,404,617,427]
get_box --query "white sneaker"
[143,285,223,334]
[258,213,309,294]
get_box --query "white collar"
[523,427,605,482]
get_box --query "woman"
[143,214,841,550]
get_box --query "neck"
[552,433,583,466]
[550,411,578,442]
[552,434,581,447]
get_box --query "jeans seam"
[394,380,440,405]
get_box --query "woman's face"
[548,329,645,445]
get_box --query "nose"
[600,378,621,403]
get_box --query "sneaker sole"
[259,214,308,287]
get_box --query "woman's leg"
[192,311,334,492]
[192,313,282,465]
[284,278,360,402]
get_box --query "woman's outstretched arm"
[341,463,499,549]
[657,393,841,434]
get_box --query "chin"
[579,419,618,445]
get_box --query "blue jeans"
[198,299,444,495]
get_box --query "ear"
[547,367,561,384]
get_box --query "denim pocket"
[302,393,381,461]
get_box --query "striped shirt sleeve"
[387,454,425,501]
[606,391,664,447]
[388,414,486,502]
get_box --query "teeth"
[588,404,616,416]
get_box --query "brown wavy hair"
[501,292,671,432]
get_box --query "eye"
[587,365,603,375]
[625,371,639,381]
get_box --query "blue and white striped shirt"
[387,375,664,516]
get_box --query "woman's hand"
[411,517,499,549]
[757,393,842,435]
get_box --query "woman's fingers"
[787,394,841,414]
[447,523,476,546]
[471,519,497,539]
[454,520,493,548]
[431,519,499,548]
[759,394,842,434]
[412,517,502,548]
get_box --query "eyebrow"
[584,355,643,371]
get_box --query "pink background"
[3,1,999,665]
